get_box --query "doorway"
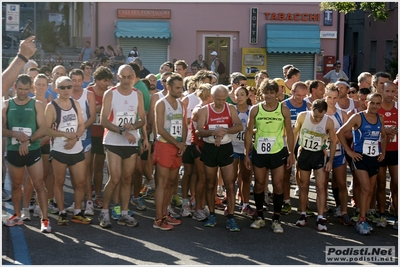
[205,36,230,84]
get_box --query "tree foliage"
[320,2,390,21]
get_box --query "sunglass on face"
[348,90,356,95]
[162,79,167,83]
[58,85,73,90]
[236,83,246,87]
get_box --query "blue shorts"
[82,139,92,153]
[233,152,245,160]
[327,154,346,169]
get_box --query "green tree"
[320,2,390,21]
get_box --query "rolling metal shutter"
[266,53,315,81]
[119,38,168,74]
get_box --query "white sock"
[74,209,81,215]
[121,210,128,216]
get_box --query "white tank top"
[231,106,250,154]
[103,88,140,146]
[156,97,184,143]
[335,98,355,113]
[299,112,329,152]
[326,108,344,156]
[75,90,90,141]
[185,93,200,145]
[51,99,83,154]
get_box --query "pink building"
[86,2,344,83]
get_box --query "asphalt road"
[2,166,398,265]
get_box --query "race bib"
[362,140,379,156]
[257,137,276,154]
[60,120,78,141]
[116,111,135,127]
[208,124,229,143]
[233,131,245,143]
[93,113,101,126]
[170,119,182,138]
[326,139,341,157]
[302,133,322,151]
[11,127,31,145]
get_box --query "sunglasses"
[58,85,73,90]
[348,90,356,94]
[237,83,246,87]
[162,79,167,83]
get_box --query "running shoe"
[167,205,181,219]
[241,205,257,217]
[153,218,173,230]
[217,186,225,197]
[94,196,103,209]
[41,219,51,233]
[21,207,31,221]
[98,212,111,228]
[130,196,147,211]
[226,218,240,232]
[271,220,284,233]
[315,218,328,231]
[139,184,148,197]
[281,203,292,215]
[376,216,387,228]
[48,199,59,214]
[164,214,181,226]
[250,217,266,229]
[117,214,138,227]
[339,214,353,226]
[204,214,217,227]
[111,205,121,220]
[28,197,36,211]
[58,212,69,226]
[33,206,42,218]
[181,203,191,217]
[334,205,341,218]
[204,206,210,217]
[72,212,92,224]
[355,221,370,235]
[171,194,182,207]
[2,189,11,201]
[215,197,226,210]
[144,188,156,199]
[66,201,85,213]
[367,210,378,222]
[4,214,23,227]
[306,207,315,217]
[84,201,95,216]
[192,209,207,221]
[296,215,307,227]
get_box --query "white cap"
[210,51,218,56]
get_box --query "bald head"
[211,85,229,97]
[117,64,134,75]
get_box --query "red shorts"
[153,141,182,169]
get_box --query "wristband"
[17,54,29,63]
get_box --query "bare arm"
[244,105,257,170]
[84,90,97,129]
[292,112,305,153]
[2,36,37,95]
[282,105,294,168]
[337,113,362,162]
[325,117,336,171]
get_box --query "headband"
[335,81,350,88]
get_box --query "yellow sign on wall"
[241,48,267,87]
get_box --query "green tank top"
[226,95,236,105]
[254,102,285,154]
[6,98,40,151]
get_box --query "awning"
[114,20,172,40]
[265,24,320,54]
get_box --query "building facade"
[79,2,345,83]
[344,3,398,81]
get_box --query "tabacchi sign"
[264,12,320,21]
[117,9,171,19]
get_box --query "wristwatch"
[119,127,126,135]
